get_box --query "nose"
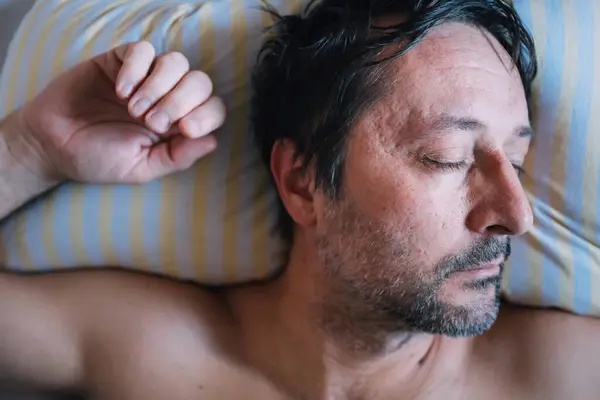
[466,154,533,236]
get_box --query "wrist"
[3,107,63,186]
[0,109,62,195]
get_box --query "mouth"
[451,261,503,280]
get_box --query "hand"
[18,41,226,184]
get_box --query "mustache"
[436,237,511,278]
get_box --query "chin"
[406,277,502,338]
[445,274,501,305]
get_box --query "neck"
[227,240,457,400]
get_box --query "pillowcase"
[502,0,600,316]
[1,0,599,317]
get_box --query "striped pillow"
[503,0,600,316]
[0,0,598,316]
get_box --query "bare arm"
[0,272,84,389]
[0,269,231,396]
[0,109,59,221]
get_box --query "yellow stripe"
[192,3,216,281]
[546,0,578,310]
[129,4,162,269]
[159,4,191,278]
[588,3,600,315]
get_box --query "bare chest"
[202,358,598,400]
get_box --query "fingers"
[144,70,214,134]
[179,96,227,139]
[128,51,190,119]
[143,134,218,180]
[114,41,155,99]
[114,40,226,144]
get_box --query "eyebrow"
[431,115,533,138]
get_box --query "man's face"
[312,23,533,337]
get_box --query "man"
[1,0,599,399]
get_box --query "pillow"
[502,0,600,316]
[1,0,599,317]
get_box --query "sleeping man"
[1,0,599,398]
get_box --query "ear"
[270,140,317,228]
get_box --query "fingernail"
[148,111,170,133]
[130,97,152,117]
[119,82,133,98]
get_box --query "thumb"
[143,134,218,180]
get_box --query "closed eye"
[512,164,524,176]
[423,157,469,172]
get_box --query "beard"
[314,195,510,352]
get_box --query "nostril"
[488,224,513,235]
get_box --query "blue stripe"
[110,185,133,265]
[142,180,163,272]
[51,184,76,266]
[510,0,535,299]
[80,185,103,264]
[24,195,48,269]
[568,0,595,315]
[537,0,566,306]
[0,214,19,267]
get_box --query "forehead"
[363,22,529,140]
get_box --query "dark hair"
[250,0,537,243]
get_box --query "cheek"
[346,159,469,262]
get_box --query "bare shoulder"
[472,302,600,398]
[490,302,600,353]
[20,268,233,333]
[9,269,242,396]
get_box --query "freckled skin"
[311,22,532,327]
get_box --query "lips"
[462,262,502,273]
[451,261,502,280]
